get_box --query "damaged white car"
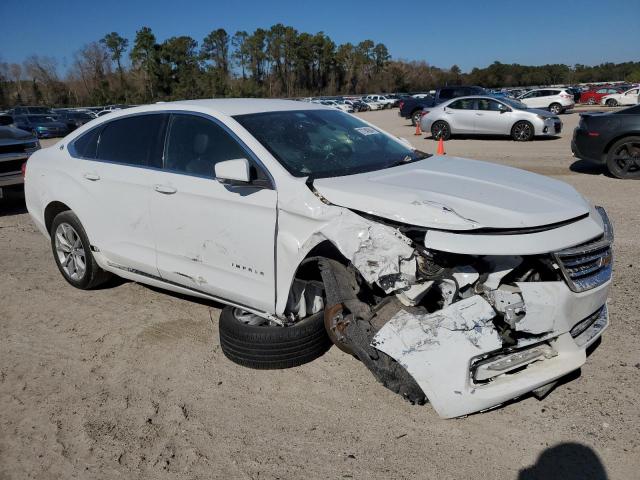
[24,99,613,418]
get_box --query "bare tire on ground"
[606,136,640,179]
[219,307,331,369]
[511,121,534,141]
[50,211,112,289]
[431,120,451,140]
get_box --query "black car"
[571,104,640,179]
[0,115,40,193]
[399,86,488,125]
[13,114,69,138]
[53,110,96,132]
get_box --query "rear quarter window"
[72,128,101,159]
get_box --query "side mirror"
[499,107,511,114]
[215,158,251,185]
[0,115,14,126]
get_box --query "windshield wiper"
[387,152,431,168]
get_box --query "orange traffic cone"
[414,120,422,136]
[436,136,445,155]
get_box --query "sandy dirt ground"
[1,109,638,479]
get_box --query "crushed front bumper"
[373,280,610,418]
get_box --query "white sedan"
[420,96,562,141]
[24,99,612,418]
[601,87,639,107]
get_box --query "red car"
[580,87,624,105]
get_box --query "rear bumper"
[571,129,606,164]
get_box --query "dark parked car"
[13,114,69,138]
[571,104,640,179]
[53,110,96,132]
[399,86,488,125]
[9,106,55,116]
[0,115,40,194]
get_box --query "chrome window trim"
[68,109,276,190]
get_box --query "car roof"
[157,98,327,116]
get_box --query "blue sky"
[1,0,638,72]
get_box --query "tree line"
[1,24,639,108]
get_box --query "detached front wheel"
[219,307,331,369]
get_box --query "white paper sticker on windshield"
[355,126,380,136]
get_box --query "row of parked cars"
[304,94,401,112]
[1,105,133,139]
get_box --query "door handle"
[154,184,177,195]
[83,172,100,181]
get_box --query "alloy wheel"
[609,141,640,179]
[54,222,86,281]
[432,122,449,140]
[513,122,532,141]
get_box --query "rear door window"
[449,99,475,110]
[96,114,167,168]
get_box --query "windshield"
[500,97,529,110]
[234,109,430,179]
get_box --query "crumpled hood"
[313,156,590,230]
[0,126,33,142]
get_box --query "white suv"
[517,88,575,114]
[25,99,613,418]
[601,87,639,107]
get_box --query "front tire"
[587,98,596,105]
[431,120,451,140]
[50,211,112,289]
[606,136,640,179]
[606,99,618,107]
[549,103,563,115]
[511,121,534,141]
[219,307,331,369]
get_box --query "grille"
[0,142,36,155]
[554,207,613,292]
[0,159,24,175]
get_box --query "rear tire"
[411,110,422,126]
[587,98,596,105]
[511,121,534,141]
[549,103,563,115]
[50,211,112,289]
[606,136,640,179]
[606,99,618,107]
[219,307,331,369]
[431,120,451,140]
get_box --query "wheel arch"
[603,132,640,154]
[44,201,72,234]
[277,239,349,316]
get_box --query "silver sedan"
[419,96,562,141]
